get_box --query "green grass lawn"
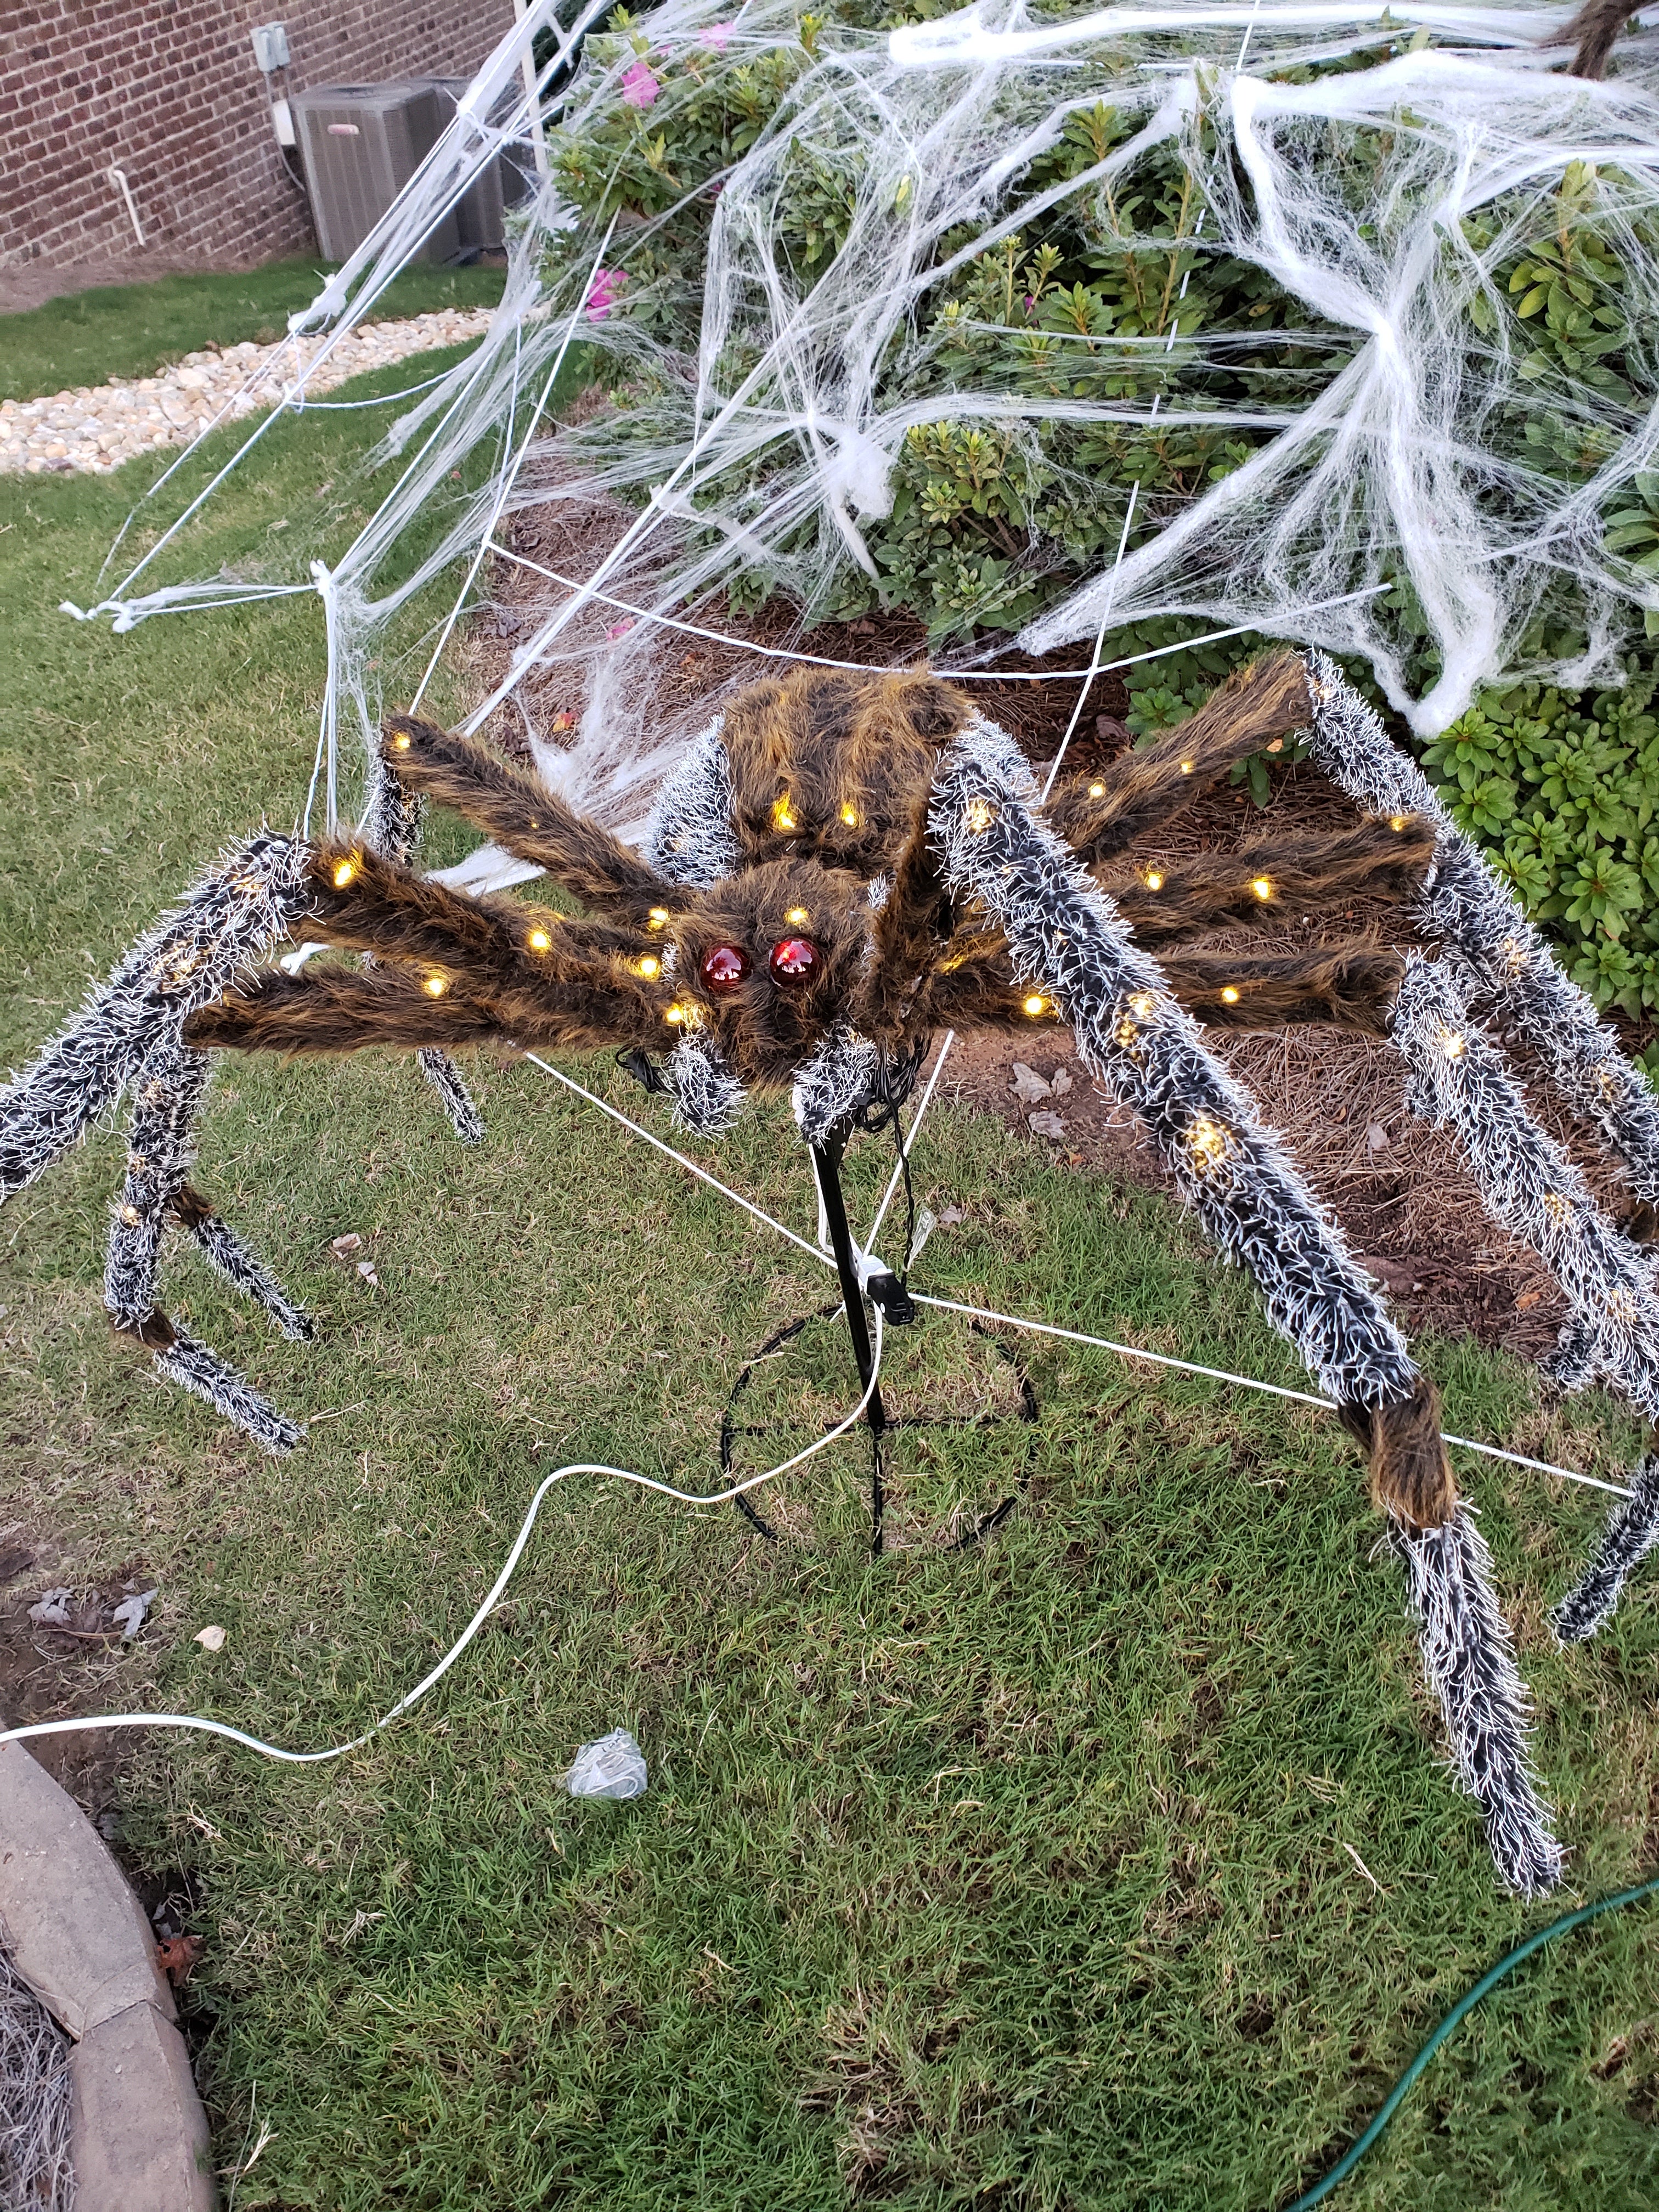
[1,257,507,404]
[1,285,1657,2210]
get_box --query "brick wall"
[2,1,520,272]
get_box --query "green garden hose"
[1281,1871,1659,2210]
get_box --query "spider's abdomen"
[721,667,971,873]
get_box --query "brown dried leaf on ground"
[155,1934,204,1987]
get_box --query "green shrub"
[1422,656,1659,1048]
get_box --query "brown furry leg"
[381,717,673,926]
[1046,653,1314,865]
[918,943,1405,1036]
[1105,819,1435,947]
[1339,1374,1459,1530]
[1554,0,1641,76]
[1160,946,1407,1035]
[187,962,668,1060]
[305,843,652,989]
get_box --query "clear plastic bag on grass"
[565,1726,648,1800]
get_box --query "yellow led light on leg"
[424,975,448,998]
[1144,871,1163,891]
[1251,877,1273,902]
[1023,994,1047,1018]
[331,857,357,889]
[528,928,552,953]
[1221,985,1240,1004]
[647,907,670,932]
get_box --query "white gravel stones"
[2,307,493,477]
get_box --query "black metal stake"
[811,1137,887,1549]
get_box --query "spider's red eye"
[700,944,751,994]
[769,936,822,988]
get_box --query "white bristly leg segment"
[935,717,1415,1407]
[0,832,309,1201]
[104,1040,214,1336]
[792,1028,881,1148]
[182,1197,313,1344]
[1553,1453,1659,1644]
[0,834,312,1454]
[153,1329,305,1457]
[1390,955,1659,1421]
[1393,1514,1565,1899]
[359,753,486,1146]
[1309,658,1659,1632]
[933,714,1562,1894]
[1305,654,1659,1209]
[415,1047,486,1146]
[642,716,740,888]
[664,1033,746,1135]
[106,1036,306,1455]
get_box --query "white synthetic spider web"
[57,0,1659,864]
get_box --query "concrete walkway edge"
[0,1740,216,2209]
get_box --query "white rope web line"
[487,540,1387,682]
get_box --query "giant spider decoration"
[6,648,1659,1898]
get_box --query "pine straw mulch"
[464,455,1652,1363]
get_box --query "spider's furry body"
[7,648,1659,1898]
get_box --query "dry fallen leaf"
[1009,1062,1052,1105]
[1515,1288,1543,1312]
[356,1260,380,1285]
[330,1232,363,1256]
[156,1933,205,1986]
[27,1587,74,1627]
[194,1624,228,1652]
[1028,1110,1068,1139]
[1049,1067,1073,1096]
[1365,1122,1391,1155]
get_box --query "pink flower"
[621,60,659,108]
[704,21,735,49]
[605,618,635,642]
[585,268,627,321]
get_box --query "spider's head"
[662,857,876,1094]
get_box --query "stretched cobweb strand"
[1393,1512,1565,1898]
[1305,654,1659,1207]
[1553,1450,1659,1645]
[0,833,311,1203]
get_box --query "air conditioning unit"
[291,83,459,264]
[413,77,535,257]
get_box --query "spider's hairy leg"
[380,716,673,928]
[932,718,1562,1895]
[0,832,309,1203]
[186,954,669,1062]
[1107,818,1435,949]
[1045,651,1314,868]
[1553,0,1643,77]
[858,798,951,1045]
[921,941,1408,1040]
[305,842,656,990]
[106,1037,305,1455]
